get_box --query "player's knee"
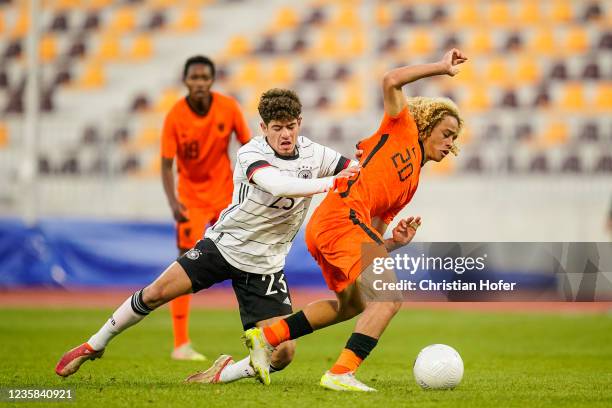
[271,340,296,369]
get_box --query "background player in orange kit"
[245,49,467,391]
[161,55,251,360]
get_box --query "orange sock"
[330,349,363,374]
[170,294,191,348]
[262,320,290,347]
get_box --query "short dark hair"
[258,88,302,125]
[183,55,215,79]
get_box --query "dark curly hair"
[258,88,302,125]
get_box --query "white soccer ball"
[413,344,464,390]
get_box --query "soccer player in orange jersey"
[245,49,468,391]
[161,55,251,360]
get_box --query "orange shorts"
[176,207,220,251]
[305,206,388,293]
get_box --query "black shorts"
[177,238,293,330]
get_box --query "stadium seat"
[467,30,493,55]
[530,29,556,55]
[4,39,22,59]
[81,125,101,145]
[174,8,200,32]
[12,8,29,38]
[593,83,612,110]
[49,12,69,32]
[40,87,55,112]
[488,1,512,26]
[331,5,359,29]
[82,11,100,31]
[499,89,519,108]
[517,0,540,24]
[0,69,7,88]
[406,29,434,56]
[550,0,573,23]
[95,35,121,61]
[269,58,293,85]
[0,122,7,148]
[559,82,586,110]
[532,86,551,107]
[231,59,261,87]
[147,10,166,30]
[529,154,549,173]
[440,33,460,51]
[290,35,308,53]
[39,35,58,63]
[270,7,299,32]
[302,7,325,26]
[542,121,568,145]
[579,122,599,142]
[310,29,341,58]
[581,61,600,79]
[375,3,391,27]
[581,2,603,22]
[516,56,540,83]
[68,38,87,58]
[223,35,250,59]
[430,5,447,23]
[60,155,80,175]
[78,63,105,88]
[108,7,136,33]
[598,32,612,50]
[130,93,150,112]
[155,87,181,112]
[336,81,363,114]
[397,6,417,24]
[379,33,398,54]
[565,26,589,54]
[128,35,153,61]
[327,124,344,142]
[549,61,569,80]
[485,58,509,84]
[255,37,278,55]
[503,32,523,52]
[463,155,483,173]
[301,65,320,82]
[594,154,612,172]
[515,123,534,142]
[561,155,582,173]
[333,64,351,81]
[113,127,130,144]
[463,86,490,112]
[455,2,479,25]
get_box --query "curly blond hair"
[406,97,463,141]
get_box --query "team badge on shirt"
[297,167,313,179]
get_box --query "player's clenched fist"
[439,49,467,77]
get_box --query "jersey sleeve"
[315,142,352,177]
[237,144,272,182]
[232,100,251,145]
[160,111,177,159]
[381,206,402,225]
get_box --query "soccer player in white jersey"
[55,88,358,383]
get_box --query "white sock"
[219,357,255,383]
[87,290,151,350]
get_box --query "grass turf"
[1,308,611,408]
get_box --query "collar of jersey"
[265,137,300,160]
[418,140,425,167]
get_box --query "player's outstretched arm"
[382,48,467,116]
[252,165,359,198]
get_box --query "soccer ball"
[413,344,464,390]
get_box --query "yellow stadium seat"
[593,83,612,110]
[488,1,511,26]
[467,30,492,55]
[559,82,586,111]
[133,126,159,150]
[55,0,81,10]
[270,7,299,32]
[155,87,181,112]
[311,29,341,59]
[39,35,57,63]
[406,29,434,56]
[12,8,29,37]
[485,58,509,85]
[96,35,121,61]
[232,60,261,87]
[0,122,8,148]
[453,60,477,84]
[223,35,250,59]
[455,2,480,25]
[517,0,540,24]
[347,31,366,58]
[565,26,589,54]
[78,63,105,88]
[530,29,556,55]
[542,121,568,146]
[332,5,360,29]
[463,86,490,112]
[89,0,113,9]
[129,35,153,61]
[337,82,363,114]
[375,3,392,27]
[0,11,5,35]
[516,56,540,83]
[109,7,136,33]
[269,59,293,85]
[550,0,572,23]
[175,8,200,32]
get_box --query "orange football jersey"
[161,91,251,210]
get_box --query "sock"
[170,294,191,348]
[262,311,313,347]
[330,333,378,374]
[88,289,152,351]
[219,357,255,383]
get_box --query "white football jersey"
[205,135,350,274]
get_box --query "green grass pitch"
[1,308,611,407]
